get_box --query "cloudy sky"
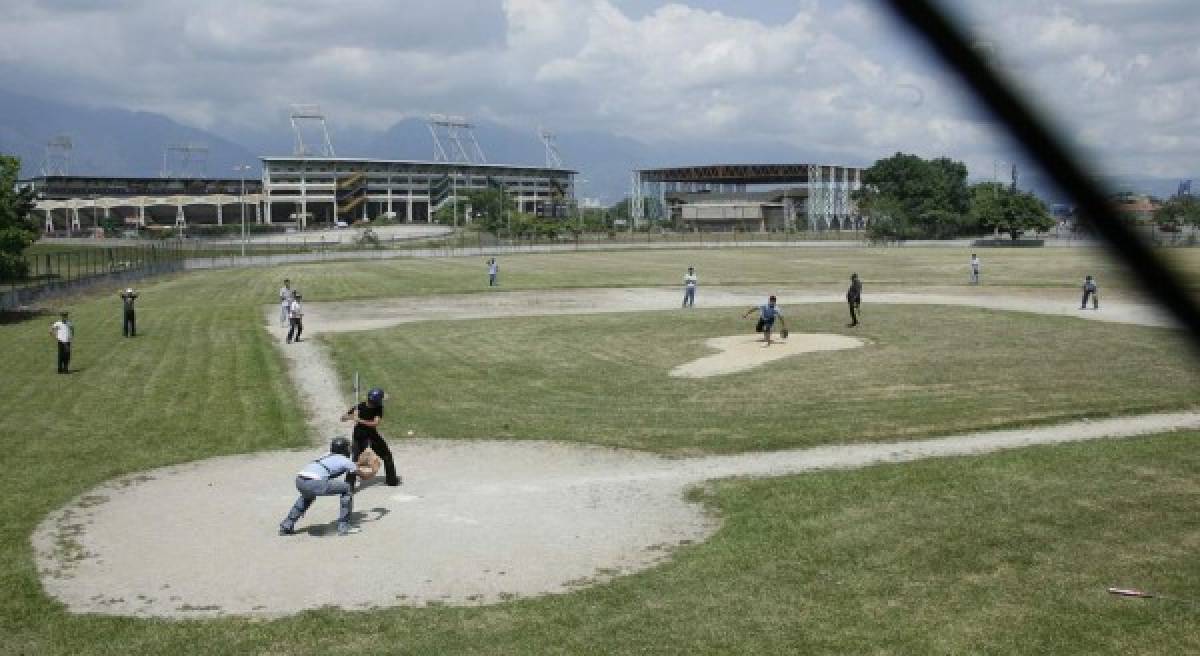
[1,0,1197,183]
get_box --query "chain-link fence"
[1,243,185,311]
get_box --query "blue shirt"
[297,453,357,480]
[760,304,781,321]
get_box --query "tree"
[467,187,515,233]
[1154,195,1200,229]
[856,153,971,239]
[969,182,1054,239]
[0,154,38,281]
[861,195,915,243]
[432,204,457,226]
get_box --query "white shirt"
[684,273,697,288]
[280,286,295,303]
[52,320,72,342]
[488,261,498,275]
[288,300,303,319]
[970,257,980,270]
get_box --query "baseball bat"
[1107,587,1198,605]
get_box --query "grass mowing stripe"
[324,304,1200,454]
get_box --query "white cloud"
[0,0,1196,184]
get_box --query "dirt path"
[32,287,1195,618]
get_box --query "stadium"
[24,159,575,233]
[635,163,864,232]
[22,109,578,234]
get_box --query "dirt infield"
[669,333,866,378]
[31,287,1193,618]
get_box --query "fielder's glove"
[781,329,789,339]
[356,448,382,481]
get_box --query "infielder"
[286,292,304,344]
[279,279,295,326]
[1081,275,1099,310]
[969,254,981,285]
[682,266,697,308]
[343,387,400,488]
[279,437,361,536]
[743,295,788,346]
[487,258,499,287]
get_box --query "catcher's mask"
[330,437,351,457]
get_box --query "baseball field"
[4,246,1200,654]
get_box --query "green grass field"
[3,247,1199,654]
[326,304,1199,454]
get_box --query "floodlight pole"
[234,164,252,258]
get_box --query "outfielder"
[969,254,981,285]
[119,287,138,337]
[682,266,697,308]
[743,295,788,346]
[50,311,73,374]
[847,273,862,327]
[279,437,361,536]
[343,387,400,488]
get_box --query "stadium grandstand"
[22,160,576,234]
[261,158,575,229]
[634,164,864,232]
[23,175,264,235]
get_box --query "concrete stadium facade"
[261,157,576,229]
[24,159,576,233]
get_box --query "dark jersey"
[121,293,137,316]
[847,280,862,303]
[350,401,383,441]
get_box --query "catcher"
[743,295,788,346]
[343,387,400,488]
[279,437,362,536]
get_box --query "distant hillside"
[0,89,259,179]
[4,88,1177,205]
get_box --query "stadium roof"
[261,156,575,175]
[638,164,862,185]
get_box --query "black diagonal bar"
[882,0,1200,346]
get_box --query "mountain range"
[0,88,1183,205]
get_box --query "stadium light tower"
[539,127,564,169]
[290,104,336,157]
[161,143,209,178]
[233,164,252,257]
[41,135,72,177]
[428,114,487,164]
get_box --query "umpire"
[847,273,862,327]
[342,387,400,487]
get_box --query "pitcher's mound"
[670,334,866,378]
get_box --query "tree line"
[854,152,1054,241]
[0,154,38,281]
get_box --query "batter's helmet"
[330,437,351,456]
[367,387,385,404]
